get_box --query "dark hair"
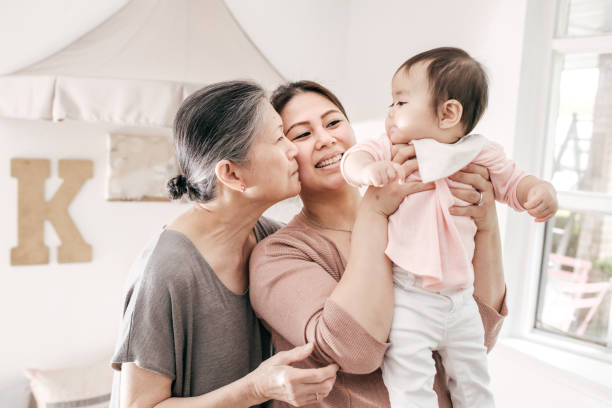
[167,80,267,202]
[270,80,349,120]
[396,47,488,135]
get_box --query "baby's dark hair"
[396,47,488,135]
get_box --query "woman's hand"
[361,179,434,218]
[391,143,418,182]
[447,163,498,232]
[360,144,433,217]
[247,343,338,407]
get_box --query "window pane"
[551,53,612,194]
[559,0,612,37]
[536,209,612,346]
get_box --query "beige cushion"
[25,359,112,408]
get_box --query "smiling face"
[279,91,356,194]
[385,62,442,144]
[242,102,301,203]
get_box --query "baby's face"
[385,62,440,144]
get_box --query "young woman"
[249,81,507,407]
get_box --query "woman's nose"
[287,141,298,159]
[315,129,335,149]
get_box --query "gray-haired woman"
[109,81,342,407]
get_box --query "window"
[534,0,612,348]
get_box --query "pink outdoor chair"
[547,253,612,336]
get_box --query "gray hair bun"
[167,174,188,200]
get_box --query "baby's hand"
[524,181,558,222]
[360,161,402,187]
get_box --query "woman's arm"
[329,176,433,342]
[472,210,505,313]
[447,163,506,312]
[120,362,259,408]
[119,344,337,408]
[329,145,433,343]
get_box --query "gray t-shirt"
[110,217,281,407]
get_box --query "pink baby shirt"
[341,134,528,292]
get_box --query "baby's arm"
[343,151,401,187]
[517,176,558,222]
[475,141,558,222]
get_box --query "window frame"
[503,0,612,381]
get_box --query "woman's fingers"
[272,343,314,365]
[449,187,482,205]
[460,163,490,180]
[291,377,336,405]
[391,144,416,164]
[254,347,338,406]
[280,366,337,406]
[292,364,338,383]
[448,205,470,217]
[398,159,419,181]
[385,166,396,182]
[448,186,494,221]
[448,170,492,193]
[447,165,499,231]
[403,181,435,195]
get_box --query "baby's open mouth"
[315,153,343,168]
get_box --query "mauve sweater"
[249,215,507,408]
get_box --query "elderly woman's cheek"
[250,153,299,200]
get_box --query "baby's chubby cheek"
[385,120,400,140]
[388,126,413,144]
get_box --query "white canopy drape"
[0,0,284,127]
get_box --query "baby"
[341,47,557,408]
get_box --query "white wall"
[0,119,178,406]
[224,0,350,96]
[225,0,528,153]
[343,0,527,152]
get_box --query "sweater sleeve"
[249,232,390,374]
[474,289,508,352]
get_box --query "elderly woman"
[110,81,340,408]
[249,81,507,407]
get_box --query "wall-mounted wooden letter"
[11,159,94,265]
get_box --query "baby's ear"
[438,99,463,129]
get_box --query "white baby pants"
[382,267,495,408]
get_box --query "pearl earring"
[240,184,246,192]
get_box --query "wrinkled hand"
[248,343,338,407]
[524,182,558,222]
